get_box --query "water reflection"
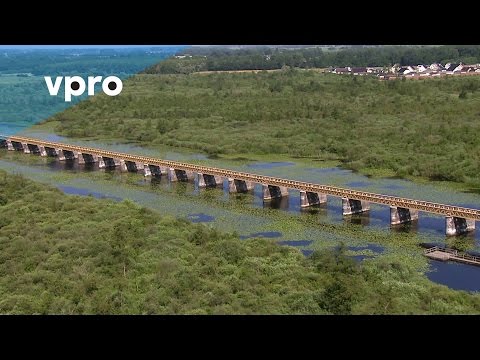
[264,196,289,210]
[344,213,370,226]
[391,221,419,234]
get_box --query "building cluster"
[331,63,480,79]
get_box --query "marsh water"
[1,129,479,292]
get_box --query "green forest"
[1,170,479,314]
[144,45,480,74]
[43,70,480,190]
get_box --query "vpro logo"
[44,75,123,102]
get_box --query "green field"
[1,170,479,314]
[39,70,480,191]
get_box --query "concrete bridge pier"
[390,206,419,225]
[144,165,152,177]
[342,198,370,215]
[158,165,168,176]
[56,149,66,161]
[97,156,105,168]
[168,168,194,182]
[197,173,223,188]
[300,191,327,207]
[227,178,254,193]
[38,145,48,157]
[263,184,289,201]
[6,140,14,151]
[446,217,475,236]
[119,159,128,172]
[21,143,30,154]
[76,152,85,164]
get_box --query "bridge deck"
[3,134,480,221]
[424,247,480,266]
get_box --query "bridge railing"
[424,246,480,263]
[5,134,480,221]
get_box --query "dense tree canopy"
[144,46,480,74]
[1,170,479,314]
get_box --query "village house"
[332,67,351,74]
[333,61,479,78]
[351,67,368,75]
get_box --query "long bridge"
[1,134,477,236]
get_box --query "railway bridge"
[1,135,478,236]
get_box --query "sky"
[0,45,184,49]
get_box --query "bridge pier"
[390,206,419,225]
[263,185,289,201]
[56,149,66,161]
[21,143,30,154]
[228,178,254,193]
[6,140,14,151]
[342,198,370,215]
[75,152,85,164]
[197,173,223,188]
[300,191,327,207]
[144,164,152,176]
[168,168,194,182]
[445,217,475,236]
[119,159,128,172]
[98,156,105,168]
[38,145,47,157]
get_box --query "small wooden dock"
[424,246,480,267]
